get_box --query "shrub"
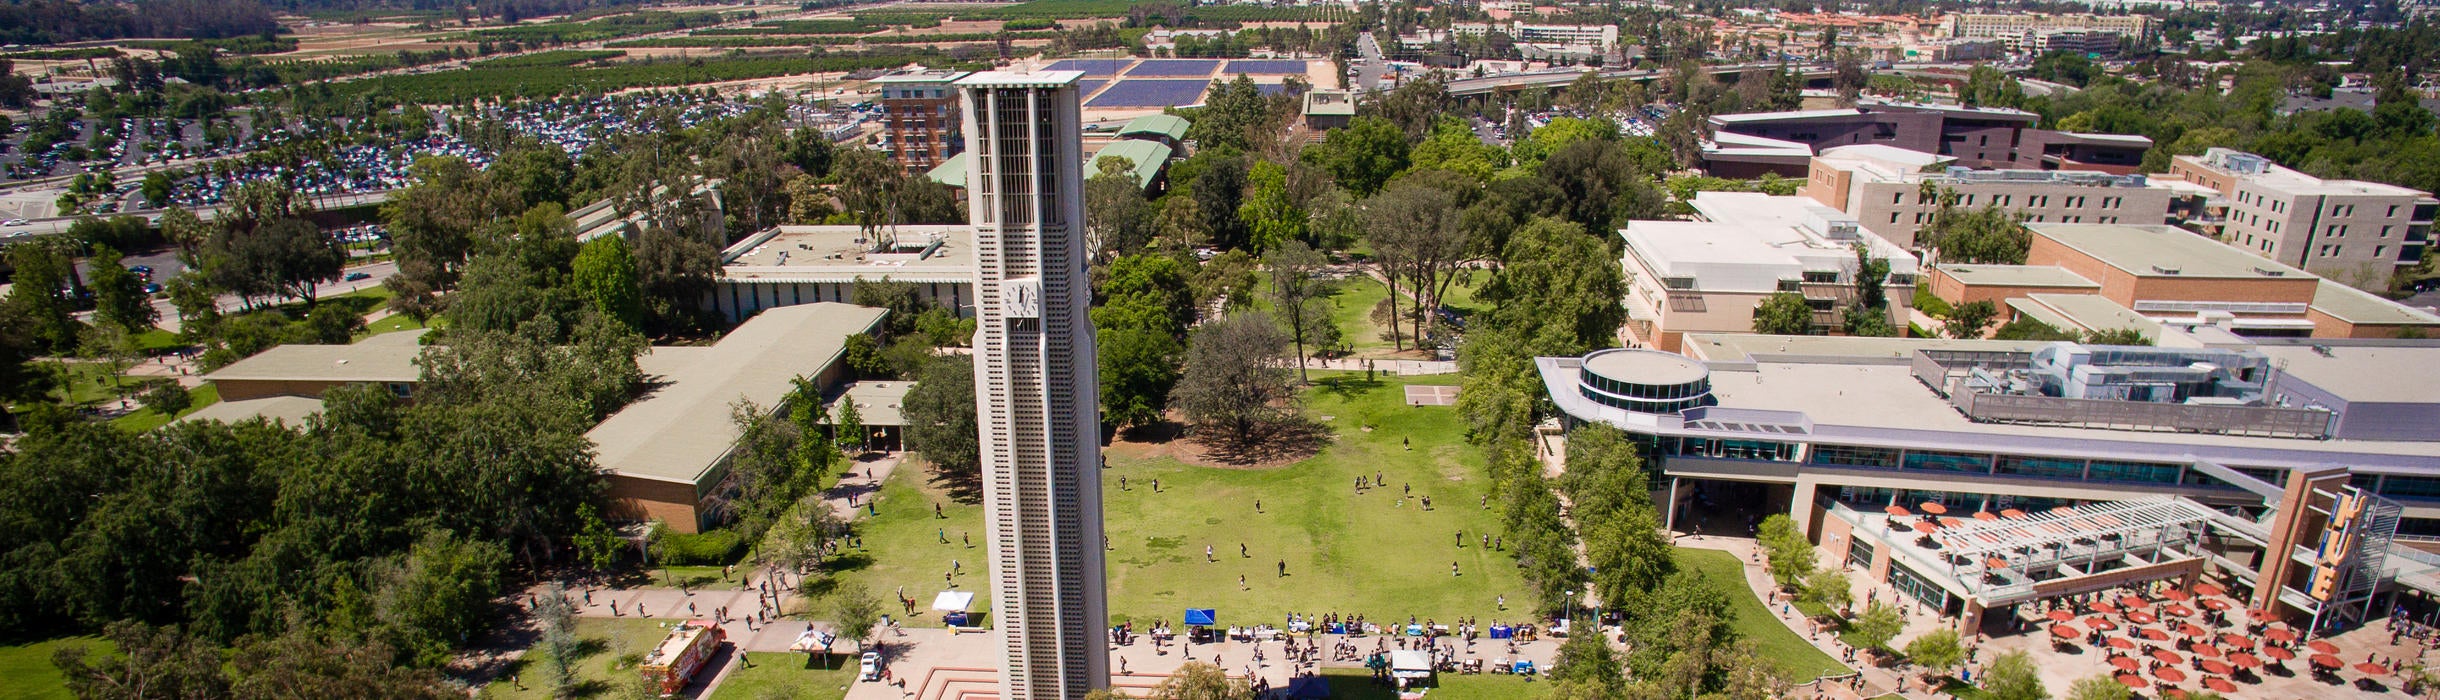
[652,529,745,565]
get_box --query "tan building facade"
[1620,193,1919,352]
[1805,145,2177,248]
[2167,148,2437,287]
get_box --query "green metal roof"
[1118,114,1191,142]
[1090,140,1174,191]
[925,152,969,189]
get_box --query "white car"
[858,651,881,681]
[2,219,27,227]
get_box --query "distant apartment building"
[1704,99,2152,178]
[873,69,970,174]
[1944,12,2154,45]
[1923,223,2440,339]
[1803,145,2179,247]
[1619,192,1920,352]
[1449,21,1621,51]
[2167,148,2437,286]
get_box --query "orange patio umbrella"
[2048,609,2076,623]
[2307,640,2341,655]
[2227,651,2261,669]
[2139,628,2172,642]
[2151,649,2185,665]
[2162,689,2190,700]
[2357,662,2391,677]
[1912,520,1941,534]
[2106,637,2137,650]
[2162,587,2192,601]
[2196,659,2233,676]
[2115,674,2147,689]
[2121,595,2152,609]
[2090,601,2119,614]
[2111,656,2140,672]
[2051,624,2082,640]
[1974,511,2000,521]
[2127,611,2158,625]
[2189,643,2221,659]
[2178,623,2210,639]
[2154,666,2188,684]
[2193,582,2225,597]
[2261,645,2295,662]
[2311,653,2345,669]
[2201,677,2238,694]
[2086,617,2119,631]
[1919,501,1948,515]
[2163,604,2194,618]
[1941,516,1964,528]
[2200,598,2232,611]
[2262,627,2297,643]
[2053,506,2079,516]
[2219,633,2253,650]
[1884,505,1911,516]
[2000,508,2027,519]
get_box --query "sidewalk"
[1674,534,1931,700]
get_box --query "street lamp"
[1564,590,1579,624]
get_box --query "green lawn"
[1674,549,1849,681]
[477,618,677,700]
[111,383,219,432]
[1320,274,1479,359]
[1319,667,1551,699]
[0,636,113,700]
[844,373,1523,629]
[356,311,434,339]
[705,651,854,700]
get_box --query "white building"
[1620,192,1920,352]
[955,70,1110,700]
[2168,148,2439,288]
[1802,145,2182,248]
[712,225,974,323]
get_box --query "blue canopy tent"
[1183,608,1218,626]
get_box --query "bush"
[137,378,191,415]
[653,529,745,565]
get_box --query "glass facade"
[2087,460,2182,484]
[1902,450,1993,473]
[1847,538,1876,570]
[1677,438,1797,462]
[2381,475,2440,501]
[1995,455,2085,479]
[1812,444,1900,469]
[1577,366,1710,413]
[1889,562,1948,609]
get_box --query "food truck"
[640,620,725,696]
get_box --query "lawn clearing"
[111,383,219,432]
[1098,373,1523,627]
[819,460,991,627]
[477,617,675,700]
[1674,548,1849,681]
[0,635,110,700]
[704,651,854,700]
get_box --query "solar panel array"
[1043,58,1128,76]
[1076,79,1109,99]
[1125,59,1223,77]
[1086,80,1210,107]
[1224,60,1308,75]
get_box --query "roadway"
[1443,62,1841,97]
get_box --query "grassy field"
[0,636,109,700]
[1319,668,1551,699]
[1097,373,1521,627]
[1675,549,1849,681]
[357,311,434,339]
[704,651,855,700]
[476,617,678,700]
[110,383,219,432]
[842,373,1524,629]
[1321,273,1480,359]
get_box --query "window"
[1902,450,1991,473]
[2384,226,2395,238]
[1894,192,1906,205]
[2102,196,2121,209]
[1777,279,1802,292]
[1812,444,1901,469]
[2088,460,2181,484]
[1891,212,1902,223]
[2382,476,2440,500]
[1803,270,1840,283]
[1996,455,2085,479]
[2390,205,2402,217]
[1994,195,2012,206]
[2376,245,2386,258]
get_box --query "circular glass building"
[1576,348,1713,414]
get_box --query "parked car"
[859,651,881,681]
[344,271,372,281]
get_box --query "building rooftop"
[177,396,327,426]
[202,330,429,384]
[954,70,1084,88]
[1934,264,2099,289]
[872,69,972,85]
[2188,148,2432,198]
[1118,114,1191,143]
[1624,194,1919,293]
[1681,333,2063,363]
[2310,281,2440,326]
[1857,98,2040,120]
[1707,131,1816,159]
[1090,139,1175,191]
[721,225,974,285]
[585,303,888,488]
[2031,223,2309,279]
[1303,89,1356,117]
[1817,144,1955,172]
[925,152,969,189]
[829,380,912,427]
[2010,293,2162,336]
[2256,342,2440,404]
[1583,348,1709,384]
[1712,107,1869,124]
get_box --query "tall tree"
[1086,156,1158,262]
[1479,216,1623,353]
[1841,245,1895,338]
[86,246,157,335]
[1263,241,1335,383]
[1306,116,1410,196]
[1238,160,1306,252]
[1943,300,1999,339]
[901,354,980,482]
[1981,651,2048,700]
[1752,292,1813,335]
[1360,176,1459,351]
[1171,311,1299,446]
[570,235,645,333]
[4,242,81,352]
[383,156,521,319]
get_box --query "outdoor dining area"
[1877,499,2218,601]
[2032,579,2402,697]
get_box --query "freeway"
[1444,62,1840,96]
[0,189,398,241]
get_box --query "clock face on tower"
[1002,276,1042,319]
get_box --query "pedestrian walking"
[1207,545,1215,562]
[1278,560,1287,577]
